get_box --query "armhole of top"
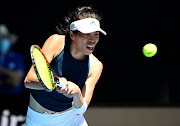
[87,54,93,78]
[61,37,65,52]
[54,36,65,58]
[55,35,65,56]
[50,37,65,66]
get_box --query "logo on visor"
[90,21,96,26]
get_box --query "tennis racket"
[30,45,65,92]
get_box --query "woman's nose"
[89,34,96,42]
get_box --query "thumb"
[59,77,67,83]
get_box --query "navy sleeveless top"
[31,42,89,112]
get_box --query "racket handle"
[57,80,65,87]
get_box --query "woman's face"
[70,31,99,56]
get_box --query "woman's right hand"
[54,77,71,97]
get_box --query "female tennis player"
[24,6,106,126]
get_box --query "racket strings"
[33,47,54,90]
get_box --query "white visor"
[70,18,107,35]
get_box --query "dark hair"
[56,6,102,35]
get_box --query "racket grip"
[57,80,65,87]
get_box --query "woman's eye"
[94,32,99,35]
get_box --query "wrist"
[72,97,87,115]
[73,91,81,97]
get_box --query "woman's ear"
[69,31,75,41]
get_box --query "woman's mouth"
[86,45,94,50]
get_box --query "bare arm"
[72,54,103,110]
[24,66,44,89]
[24,34,65,89]
[82,54,103,107]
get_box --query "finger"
[58,89,66,94]
[54,84,58,88]
[64,87,68,92]
[56,85,65,92]
[59,77,67,83]
[61,86,67,91]
[67,88,73,95]
[59,89,66,94]
[58,77,68,88]
[55,85,61,90]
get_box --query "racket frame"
[30,45,60,92]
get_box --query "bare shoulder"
[89,54,103,77]
[42,34,65,59]
[48,34,65,43]
[89,54,103,68]
[43,34,65,49]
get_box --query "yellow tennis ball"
[142,43,157,57]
